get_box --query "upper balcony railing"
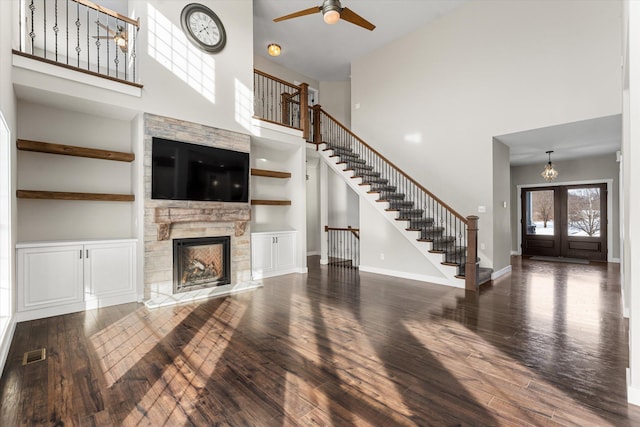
[17,0,141,86]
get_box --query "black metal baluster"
[66,0,69,64]
[28,0,35,54]
[106,16,110,76]
[53,0,59,61]
[114,19,120,78]
[124,22,128,82]
[86,8,89,70]
[95,14,100,74]
[132,24,137,82]
[75,1,80,67]
[43,0,46,58]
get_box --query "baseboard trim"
[491,265,512,280]
[510,251,520,256]
[0,317,16,377]
[628,369,640,406]
[610,257,621,263]
[320,258,329,265]
[307,251,320,256]
[358,265,461,288]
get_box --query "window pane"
[526,190,554,235]
[567,187,601,237]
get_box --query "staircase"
[319,140,492,288]
[253,70,492,289]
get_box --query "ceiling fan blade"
[340,7,375,31]
[96,21,116,35]
[273,6,321,22]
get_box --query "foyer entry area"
[521,183,608,261]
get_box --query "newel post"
[312,104,322,149]
[299,83,310,141]
[281,92,291,126]
[465,215,479,291]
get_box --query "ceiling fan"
[273,0,376,31]
[92,22,128,53]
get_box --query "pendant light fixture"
[541,150,559,182]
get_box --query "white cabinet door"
[84,241,135,305]
[17,245,84,312]
[251,234,274,276]
[274,233,296,270]
[251,231,297,279]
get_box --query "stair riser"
[371,186,397,192]
[388,201,414,208]
[380,193,405,200]
[362,179,389,185]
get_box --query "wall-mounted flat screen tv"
[152,137,249,203]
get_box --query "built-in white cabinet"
[251,231,296,279]
[17,239,137,321]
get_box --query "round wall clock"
[180,3,226,53]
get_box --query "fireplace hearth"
[173,236,231,294]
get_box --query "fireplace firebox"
[173,236,231,294]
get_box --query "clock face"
[181,3,226,53]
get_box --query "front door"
[521,184,607,261]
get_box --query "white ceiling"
[253,0,469,82]
[495,115,622,166]
[36,1,622,166]
[253,1,622,165]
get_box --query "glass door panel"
[521,188,559,257]
[566,187,601,237]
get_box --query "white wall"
[318,81,351,127]
[359,200,444,280]
[16,101,134,241]
[351,0,622,272]
[254,55,319,90]
[306,156,320,254]
[0,0,18,377]
[510,153,621,260]
[328,168,359,228]
[493,139,511,270]
[623,0,640,405]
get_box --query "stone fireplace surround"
[143,113,260,307]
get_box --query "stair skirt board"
[358,265,461,288]
[319,144,468,288]
[491,264,512,280]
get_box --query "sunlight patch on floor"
[403,318,611,426]
[122,298,248,425]
[90,305,194,387]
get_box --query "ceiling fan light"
[267,43,281,56]
[114,32,126,47]
[323,9,340,24]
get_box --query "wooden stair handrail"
[254,69,301,90]
[325,225,360,239]
[74,0,140,27]
[318,108,468,224]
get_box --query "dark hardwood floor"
[1,256,640,426]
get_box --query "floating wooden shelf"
[17,139,135,162]
[251,199,291,206]
[17,190,135,202]
[251,168,291,179]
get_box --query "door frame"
[516,179,614,262]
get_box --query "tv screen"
[152,137,249,203]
